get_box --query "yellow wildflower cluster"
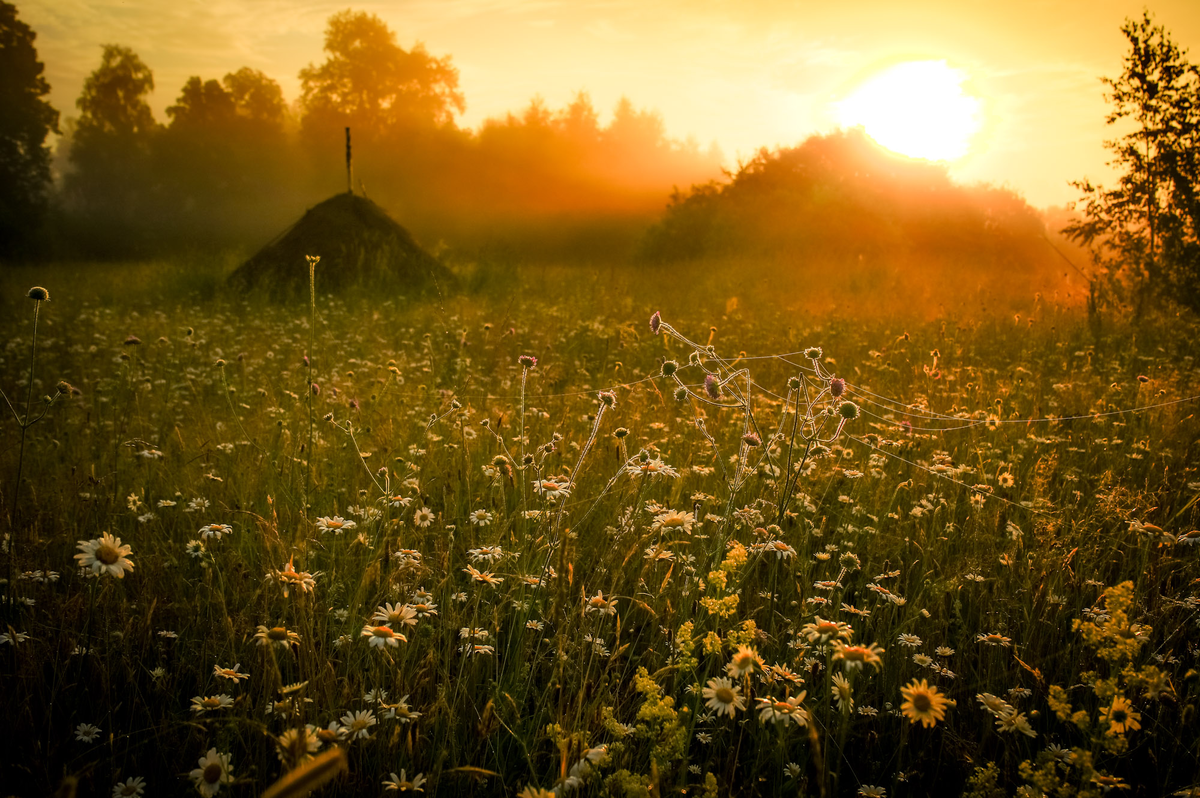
[1072,581,1148,664]
[699,594,740,618]
[631,668,687,768]
[673,621,698,672]
[726,620,760,648]
[700,544,748,618]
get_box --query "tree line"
[2,6,721,259]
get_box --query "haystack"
[229,192,453,296]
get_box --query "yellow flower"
[1100,694,1141,735]
[900,679,949,728]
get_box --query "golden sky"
[22,0,1200,209]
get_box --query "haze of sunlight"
[836,60,983,162]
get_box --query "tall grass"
[0,258,1197,797]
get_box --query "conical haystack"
[229,193,453,296]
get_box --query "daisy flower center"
[97,543,120,565]
[268,627,288,641]
[714,686,735,703]
[203,764,222,784]
[913,694,932,712]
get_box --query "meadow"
[1,258,1199,798]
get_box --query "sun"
[835,60,982,162]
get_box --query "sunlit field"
[2,260,1199,798]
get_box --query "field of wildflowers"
[1,262,1198,797]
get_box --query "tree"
[221,67,287,130]
[0,1,59,256]
[1064,11,1200,315]
[165,76,236,130]
[298,10,464,146]
[155,69,295,244]
[65,44,158,250]
[74,45,156,139]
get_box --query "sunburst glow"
[836,60,982,161]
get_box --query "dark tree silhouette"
[0,1,59,256]
[220,67,286,130]
[640,128,1050,273]
[156,69,294,243]
[64,44,158,251]
[1065,11,1200,315]
[299,10,464,147]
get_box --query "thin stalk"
[10,297,41,532]
[305,256,318,519]
[6,297,43,613]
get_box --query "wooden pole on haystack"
[345,127,353,195]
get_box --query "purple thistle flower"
[704,374,721,400]
[650,311,662,335]
[519,355,537,369]
[742,432,761,447]
[830,377,846,398]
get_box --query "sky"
[20,0,1200,209]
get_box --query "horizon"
[21,0,1200,210]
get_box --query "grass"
[1,258,1198,797]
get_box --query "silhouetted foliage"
[62,44,158,254]
[299,10,464,148]
[640,128,1050,272]
[0,0,59,257]
[155,68,296,244]
[1064,11,1200,316]
[48,10,727,261]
